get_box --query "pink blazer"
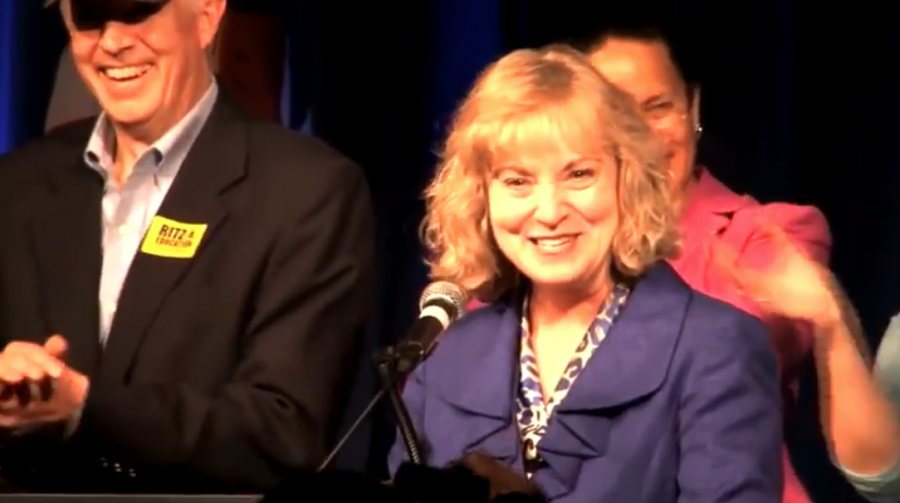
[466,168,831,503]
[671,169,830,503]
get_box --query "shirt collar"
[84,81,219,180]
[680,166,747,222]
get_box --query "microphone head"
[419,281,468,323]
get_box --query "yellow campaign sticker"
[140,216,208,259]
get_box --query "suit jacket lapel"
[434,298,523,462]
[32,149,104,376]
[101,99,247,382]
[554,262,689,416]
[670,168,749,274]
[437,298,521,418]
[535,263,691,499]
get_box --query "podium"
[0,496,260,503]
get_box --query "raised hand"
[711,220,841,325]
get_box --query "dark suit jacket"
[389,262,783,503]
[0,96,375,493]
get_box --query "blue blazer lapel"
[556,262,689,414]
[432,297,523,463]
[536,262,691,499]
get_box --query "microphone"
[375,281,468,465]
[389,281,468,375]
[317,281,468,472]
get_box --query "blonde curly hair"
[422,44,680,301]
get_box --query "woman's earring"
[695,123,703,139]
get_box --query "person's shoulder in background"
[214,0,287,122]
[44,45,101,133]
[838,313,900,503]
[729,201,832,266]
[876,314,900,410]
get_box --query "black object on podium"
[261,455,546,503]
[0,496,260,503]
[317,339,426,471]
[394,455,547,503]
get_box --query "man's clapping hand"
[0,336,88,428]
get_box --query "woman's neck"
[529,277,613,329]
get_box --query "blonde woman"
[387,45,782,503]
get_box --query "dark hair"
[523,3,703,91]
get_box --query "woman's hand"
[713,220,842,326]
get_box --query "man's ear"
[198,0,228,52]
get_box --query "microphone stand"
[317,340,426,472]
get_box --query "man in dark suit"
[0,0,374,494]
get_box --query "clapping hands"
[0,335,88,429]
